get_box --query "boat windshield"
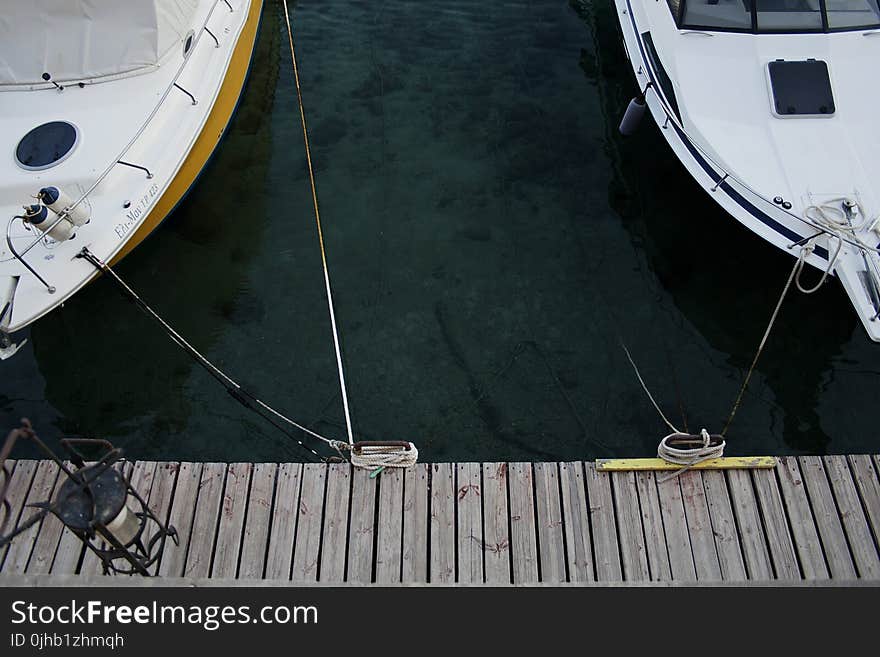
[670,0,880,32]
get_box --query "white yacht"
[615,0,880,341]
[0,0,263,358]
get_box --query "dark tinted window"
[683,0,753,29]
[674,0,880,29]
[756,0,823,30]
[825,0,880,28]
[15,121,78,170]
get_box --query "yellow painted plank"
[596,457,777,472]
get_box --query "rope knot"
[699,428,710,448]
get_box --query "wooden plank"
[158,462,202,577]
[597,457,776,471]
[679,471,722,581]
[147,462,178,524]
[611,471,648,581]
[49,463,85,575]
[776,457,828,580]
[482,462,510,584]
[560,462,594,582]
[401,464,429,583]
[347,467,377,583]
[318,463,350,582]
[264,463,302,580]
[238,462,277,580]
[182,462,225,579]
[375,467,404,584]
[130,460,158,497]
[848,455,880,554]
[0,460,38,570]
[291,463,326,583]
[211,463,252,579]
[726,470,773,580]
[0,459,15,527]
[701,471,746,581]
[634,471,671,581]
[27,464,76,576]
[751,469,800,580]
[585,462,622,581]
[143,462,179,574]
[123,460,159,573]
[455,462,483,584]
[429,463,455,583]
[508,463,538,583]
[656,474,696,580]
[798,456,856,579]
[2,460,60,574]
[534,463,565,583]
[49,528,84,575]
[823,456,880,579]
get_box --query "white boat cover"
[0,0,198,86]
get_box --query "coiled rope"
[621,343,724,480]
[804,198,877,241]
[281,1,417,470]
[657,430,724,467]
[622,247,815,478]
[800,198,880,315]
[350,442,419,471]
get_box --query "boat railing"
[635,66,880,257]
[5,0,235,294]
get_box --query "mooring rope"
[621,342,681,436]
[721,249,803,437]
[622,342,724,479]
[623,244,811,480]
[76,247,346,462]
[657,429,724,466]
[277,3,418,470]
[350,442,419,471]
[281,0,354,447]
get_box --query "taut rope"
[76,247,344,462]
[721,254,801,437]
[282,0,354,447]
[278,2,417,469]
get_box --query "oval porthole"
[183,30,195,57]
[15,121,79,171]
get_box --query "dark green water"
[3,0,879,463]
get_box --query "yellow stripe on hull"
[111,0,264,265]
[596,456,777,471]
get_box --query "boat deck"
[1,456,879,584]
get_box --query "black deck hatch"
[768,59,835,117]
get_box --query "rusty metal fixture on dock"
[0,419,177,576]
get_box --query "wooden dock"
[1,456,879,584]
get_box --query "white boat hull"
[614,0,880,341]
[0,0,263,337]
